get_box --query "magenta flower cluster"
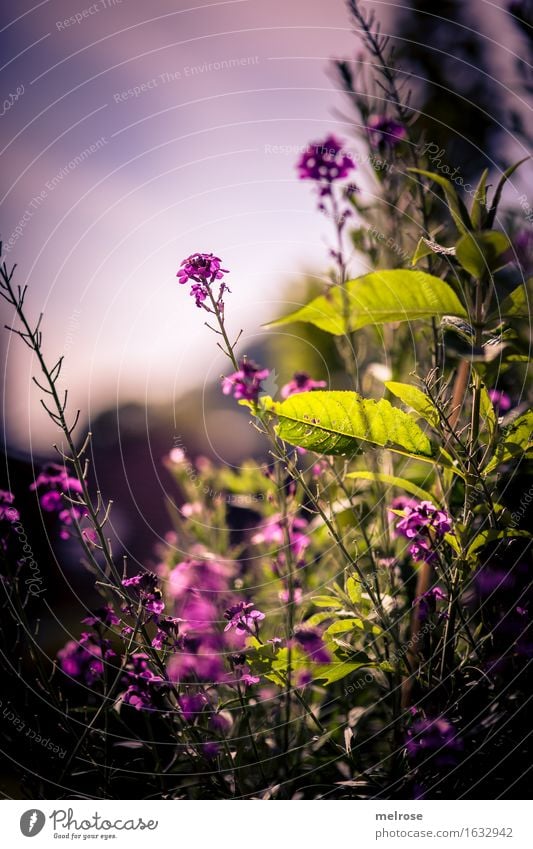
[222,358,270,403]
[224,601,265,636]
[30,464,84,540]
[177,252,229,311]
[280,371,327,399]
[367,115,407,149]
[57,632,114,685]
[0,489,19,525]
[394,499,452,563]
[296,134,355,184]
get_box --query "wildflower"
[210,711,232,733]
[177,252,229,311]
[0,490,19,524]
[120,687,154,711]
[239,668,261,686]
[167,632,226,684]
[280,371,327,399]
[122,571,165,617]
[179,692,208,722]
[222,358,270,402]
[488,389,512,413]
[118,653,166,711]
[297,134,355,183]
[367,115,407,149]
[414,586,447,621]
[57,507,82,540]
[279,585,303,605]
[169,447,186,464]
[252,514,310,560]
[57,633,113,685]
[82,604,121,628]
[394,500,452,563]
[31,464,83,509]
[293,626,332,664]
[224,601,265,636]
[405,716,463,767]
[151,616,181,650]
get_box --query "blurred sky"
[0,0,527,453]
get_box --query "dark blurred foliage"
[394,0,508,169]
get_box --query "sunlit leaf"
[266,270,467,335]
[347,470,435,503]
[272,390,433,459]
[385,381,440,427]
[455,231,511,278]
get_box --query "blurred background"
[1,0,532,560]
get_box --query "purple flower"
[82,604,121,628]
[395,500,452,563]
[293,627,332,664]
[31,464,83,504]
[179,692,208,722]
[120,687,154,711]
[367,115,407,149]
[224,601,265,635]
[177,253,227,286]
[297,134,355,183]
[406,716,463,767]
[0,490,19,524]
[280,371,327,399]
[151,616,181,650]
[488,389,512,413]
[252,514,310,560]
[239,668,261,687]
[122,571,165,617]
[118,653,166,711]
[177,253,229,311]
[57,633,113,685]
[222,358,270,402]
[414,586,447,621]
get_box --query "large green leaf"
[483,410,533,474]
[347,470,435,503]
[273,390,433,458]
[266,269,467,335]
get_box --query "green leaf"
[486,157,530,228]
[347,470,435,503]
[273,390,433,459]
[312,658,375,686]
[411,237,434,266]
[479,384,497,443]
[345,575,362,605]
[455,231,511,278]
[324,619,365,638]
[266,270,467,335]
[408,168,472,232]
[470,168,489,229]
[311,595,344,609]
[385,381,440,427]
[467,529,532,559]
[483,410,533,474]
[490,282,531,320]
